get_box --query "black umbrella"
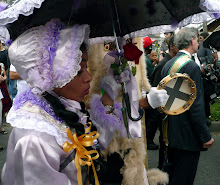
[1,0,211,40]
[0,0,216,125]
[203,25,220,50]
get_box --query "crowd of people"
[0,17,218,185]
[142,27,217,185]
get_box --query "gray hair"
[174,27,198,50]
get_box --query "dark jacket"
[197,42,214,64]
[0,50,10,71]
[150,53,172,87]
[161,52,211,151]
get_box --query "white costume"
[2,19,94,185]
[2,97,89,185]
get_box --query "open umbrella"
[0,0,219,132]
[0,0,218,40]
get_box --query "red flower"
[123,43,143,64]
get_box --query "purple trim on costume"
[36,19,64,91]
[13,90,63,122]
[108,50,123,58]
[0,2,8,12]
[213,13,220,19]
[5,39,12,47]
[90,94,123,130]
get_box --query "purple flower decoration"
[35,19,64,92]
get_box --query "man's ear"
[190,38,194,46]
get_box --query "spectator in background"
[10,64,29,95]
[151,36,177,86]
[0,40,10,71]
[8,66,17,100]
[143,37,155,80]
[150,35,178,168]
[145,36,178,152]
[0,63,12,135]
[197,32,215,126]
[198,32,214,65]
[148,50,159,68]
[160,32,174,57]
[0,40,17,99]
[143,37,160,150]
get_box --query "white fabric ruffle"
[124,12,214,38]
[6,102,70,146]
[0,0,45,25]
[89,11,215,45]
[200,0,220,13]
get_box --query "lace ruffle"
[126,12,214,38]
[199,0,220,13]
[0,0,45,25]
[53,24,90,88]
[178,12,215,27]
[89,12,215,44]
[29,19,64,94]
[7,103,70,146]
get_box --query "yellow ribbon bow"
[63,122,100,185]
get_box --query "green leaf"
[132,66,136,76]
[121,61,127,71]
[110,63,120,75]
[110,63,120,70]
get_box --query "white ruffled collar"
[7,93,87,146]
[49,90,82,112]
[59,97,81,112]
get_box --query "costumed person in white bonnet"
[2,19,100,185]
[2,18,168,185]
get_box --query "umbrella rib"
[67,0,75,26]
[113,0,121,35]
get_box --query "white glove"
[147,87,168,109]
[100,74,121,100]
[114,67,131,83]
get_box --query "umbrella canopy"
[0,0,218,40]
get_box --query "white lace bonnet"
[8,19,90,94]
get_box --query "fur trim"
[128,37,151,98]
[102,132,147,185]
[146,168,169,185]
[136,37,151,93]
[89,94,123,130]
[85,39,151,107]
